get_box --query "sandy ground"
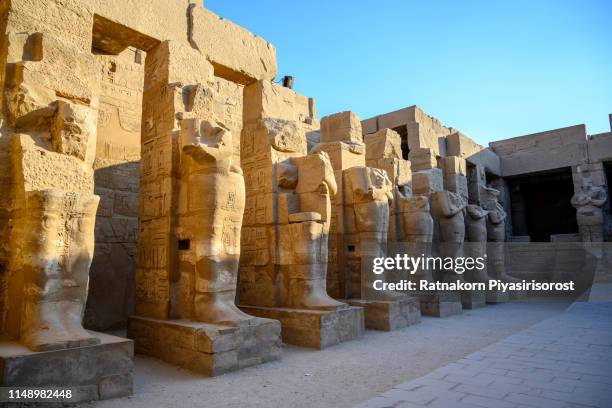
[85,300,571,408]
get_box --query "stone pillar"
[127,44,281,375]
[315,116,420,330]
[0,5,133,399]
[408,153,463,316]
[238,82,363,349]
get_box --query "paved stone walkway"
[355,301,612,408]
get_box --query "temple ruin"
[0,0,610,403]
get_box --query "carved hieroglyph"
[20,191,100,351]
[571,177,607,243]
[3,51,100,351]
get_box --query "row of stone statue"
[4,79,606,384]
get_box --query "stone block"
[444,173,469,200]
[446,131,483,158]
[127,316,281,376]
[320,111,363,144]
[461,290,487,309]
[412,168,443,195]
[409,147,437,171]
[347,297,421,331]
[243,80,310,123]
[190,7,276,84]
[442,155,467,176]
[419,292,463,317]
[239,305,364,349]
[312,141,365,170]
[364,128,402,160]
[0,332,133,403]
[486,290,509,304]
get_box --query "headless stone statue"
[431,190,467,283]
[20,190,100,351]
[345,166,402,300]
[571,177,607,242]
[280,152,345,310]
[465,204,490,283]
[178,119,251,325]
[396,190,435,283]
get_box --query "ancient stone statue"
[481,185,519,283]
[345,166,401,299]
[571,177,607,242]
[279,152,346,310]
[481,186,506,242]
[177,118,251,325]
[396,190,435,283]
[431,190,467,283]
[20,190,100,351]
[398,192,434,243]
[464,204,490,283]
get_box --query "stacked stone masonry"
[0,0,610,404]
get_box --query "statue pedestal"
[0,332,133,403]
[419,292,463,317]
[461,290,487,309]
[509,290,528,300]
[239,305,364,349]
[486,290,510,304]
[347,296,421,331]
[127,316,281,376]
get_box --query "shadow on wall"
[85,161,140,331]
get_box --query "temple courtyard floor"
[86,287,612,408]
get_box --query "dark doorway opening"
[507,168,578,242]
[392,125,409,160]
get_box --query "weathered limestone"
[423,190,466,316]
[238,82,363,348]
[128,45,280,373]
[315,118,420,330]
[461,204,489,309]
[0,4,133,395]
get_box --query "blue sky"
[205,0,612,146]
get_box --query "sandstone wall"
[84,48,143,331]
[489,125,589,177]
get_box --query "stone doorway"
[507,167,578,242]
[84,15,158,331]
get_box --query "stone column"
[238,82,363,348]
[0,6,133,398]
[315,116,420,330]
[128,44,281,375]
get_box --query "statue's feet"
[22,327,100,352]
[196,302,255,327]
[296,292,347,311]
